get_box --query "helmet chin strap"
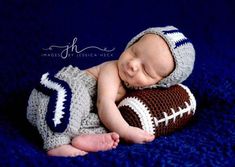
[123,80,166,90]
[123,81,146,90]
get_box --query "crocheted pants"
[27,65,107,150]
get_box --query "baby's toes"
[112,141,119,149]
[111,132,120,141]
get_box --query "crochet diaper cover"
[27,65,107,150]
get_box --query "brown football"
[118,84,196,137]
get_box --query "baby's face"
[118,34,174,88]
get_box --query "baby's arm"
[97,61,155,143]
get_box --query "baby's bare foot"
[47,144,88,157]
[72,132,120,152]
[122,126,155,144]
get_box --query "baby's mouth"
[124,81,130,87]
[123,81,133,89]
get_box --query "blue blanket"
[0,0,234,166]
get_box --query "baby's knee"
[71,136,83,148]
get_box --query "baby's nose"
[127,61,138,76]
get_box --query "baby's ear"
[118,84,196,137]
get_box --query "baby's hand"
[122,126,155,144]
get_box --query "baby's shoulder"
[100,60,118,70]
[86,60,118,79]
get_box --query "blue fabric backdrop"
[0,0,234,166]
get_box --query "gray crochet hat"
[125,26,195,88]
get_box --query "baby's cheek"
[134,76,148,86]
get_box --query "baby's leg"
[71,132,119,152]
[47,144,87,157]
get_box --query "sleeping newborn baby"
[27,26,195,157]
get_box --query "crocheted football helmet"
[125,26,195,88]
